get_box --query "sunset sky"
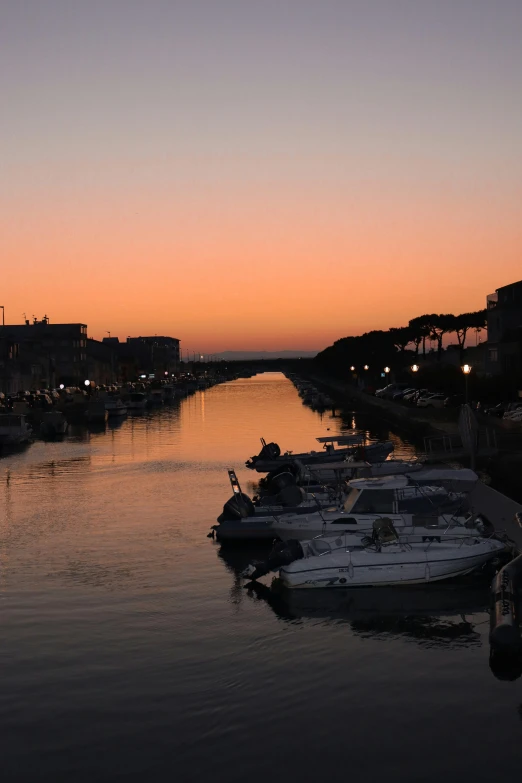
[2,0,521,352]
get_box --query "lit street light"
[350,366,355,371]
[462,364,472,404]
[411,364,419,373]
[363,365,369,370]
[384,366,390,374]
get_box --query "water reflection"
[218,543,487,648]
[4,373,513,783]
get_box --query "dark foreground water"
[2,373,522,782]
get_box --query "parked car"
[392,387,416,401]
[376,383,411,400]
[444,394,465,408]
[375,384,394,398]
[503,403,522,421]
[483,403,506,417]
[403,388,428,404]
[417,393,446,409]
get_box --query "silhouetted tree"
[408,315,432,357]
[389,326,414,354]
[425,313,455,360]
[469,309,487,345]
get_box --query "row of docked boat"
[210,434,511,589]
[87,377,225,421]
[0,373,234,451]
[0,410,69,447]
[292,377,334,411]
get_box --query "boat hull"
[280,541,504,589]
[249,442,393,472]
[215,520,277,541]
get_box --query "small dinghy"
[246,436,394,472]
[242,519,506,589]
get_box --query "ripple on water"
[2,374,519,783]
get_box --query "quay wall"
[305,371,522,505]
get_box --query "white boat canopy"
[406,468,478,483]
[347,468,478,490]
[306,460,371,472]
[316,435,365,445]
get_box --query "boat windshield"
[350,489,395,514]
[343,488,360,512]
[309,539,332,556]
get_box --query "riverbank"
[306,370,522,505]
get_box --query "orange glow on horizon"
[2,1,522,353]
[3,179,521,352]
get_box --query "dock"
[470,482,522,550]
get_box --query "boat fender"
[489,568,521,651]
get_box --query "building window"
[488,347,498,363]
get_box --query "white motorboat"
[105,398,127,416]
[0,413,32,447]
[126,392,148,410]
[246,436,394,472]
[270,471,480,543]
[211,467,476,542]
[243,520,506,589]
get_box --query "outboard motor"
[217,493,256,523]
[257,484,306,508]
[246,440,281,468]
[259,464,300,494]
[277,485,306,507]
[242,539,304,581]
[271,471,297,492]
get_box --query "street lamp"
[84,379,91,386]
[384,366,390,374]
[411,364,419,373]
[462,364,472,404]
[363,365,369,371]
[59,384,65,390]
[350,366,355,371]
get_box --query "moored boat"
[126,392,148,410]
[105,398,128,417]
[0,413,33,448]
[85,400,109,423]
[246,435,394,472]
[270,471,479,542]
[242,520,506,589]
[39,411,68,438]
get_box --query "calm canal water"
[2,372,522,782]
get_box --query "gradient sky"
[1,0,521,351]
